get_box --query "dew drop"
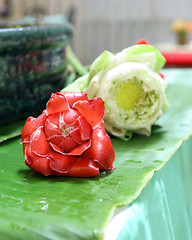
[153,160,162,163]
[126,160,142,163]
[157,148,164,151]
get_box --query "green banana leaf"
[0,120,25,143]
[0,68,192,240]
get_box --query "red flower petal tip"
[135,39,149,45]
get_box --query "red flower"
[135,39,149,45]
[21,92,115,177]
[158,72,165,79]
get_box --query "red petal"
[60,137,79,153]
[158,72,165,79]
[27,157,53,176]
[135,39,149,45]
[70,128,85,144]
[69,140,91,156]
[22,140,29,157]
[48,152,77,173]
[59,92,89,108]
[22,111,47,141]
[22,117,36,141]
[98,121,105,131]
[44,117,61,140]
[30,127,52,157]
[50,143,65,154]
[64,109,79,125]
[48,135,64,146]
[51,136,90,156]
[23,142,31,160]
[73,97,105,129]
[83,126,115,170]
[77,116,91,140]
[46,113,60,128]
[35,110,47,128]
[66,158,99,177]
[46,93,69,115]
[24,144,53,176]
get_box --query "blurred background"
[0,0,192,64]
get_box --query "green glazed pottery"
[0,18,73,125]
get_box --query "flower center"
[115,80,143,110]
[60,123,76,138]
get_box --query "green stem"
[66,45,88,76]
[61,74,89,92]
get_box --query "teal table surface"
[116,136,192,240]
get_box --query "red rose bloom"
[21,92,115,177]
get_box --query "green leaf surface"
[0,69,192,240]
[0,120,25,143]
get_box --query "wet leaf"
[0,120,25,143]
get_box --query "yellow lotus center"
[115,81,142,110]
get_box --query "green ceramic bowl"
[0,18,73,125]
